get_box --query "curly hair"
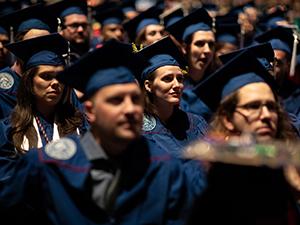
[10,66,84,153]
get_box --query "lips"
[256,126,274,135]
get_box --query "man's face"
[86,83,144,147]
[102,24,124,42]
[227,82,278,142]
[186,30,215,74]
[61,14,89,44]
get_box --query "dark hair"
[210,88,297,140]
[141,71,159,117]
[10,65,84,153]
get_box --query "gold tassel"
[132,43,138,53]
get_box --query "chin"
[256,135,275,143]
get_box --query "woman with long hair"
[136,36,208,196]
[186,49,300,225]
[0,33,87,155]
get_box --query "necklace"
[35,116,51,144]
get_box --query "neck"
[35,104,56,121]
[189,67,205,83]
[154,100,175,123]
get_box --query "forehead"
[64,14,87,23]
[274,49,287,60]
[36,65,64,74]
[154,65,183,76]
[237,82,276,104]
[145,24,164,32]
[192,30,215,42]
[23,29,50,40]
[103,23,123,30]
[94,82,141,98]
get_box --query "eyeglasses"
[65,23,89,30]
[235,100,279,121]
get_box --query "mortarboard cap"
[219,43,274,71]
[5,33,68,70]
[120,1,137,14]
[0,3,58,36]
[0,1,20,16]
[215,22,240,46]
[94,6,125,26]
[193,49,277,112]
[162,8,184,28]
[258,6,287,31]
[227,1,255,16]
[254,26,294,55]
[123,6,163,42]
[57,39,148,100]
[135,35,187,81]
[202,3,218,12]
[46,0,87,20]
[166,7,213,43]
[0,27,7,35]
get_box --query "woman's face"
[186,30,215,73]
[32,65,65,108]
[143,24,165,46]
[145,65,184,106]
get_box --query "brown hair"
[141,71,159,117]
[10,66,84,153]
[210,88,297,141]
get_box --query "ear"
[84,100,96,123]
[222,115,235,132]
[144,80,152,93]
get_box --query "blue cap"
[0,3,58,35]
[57,39,148,100]
[202,3,219,12]
[60,6,85,18]
[17,18,51,33]
[0,26,8,35]
[166,7,213,43]
[95,7,124,26]
[46,0,87,20]
[254,27,294,55]
[216,22,240,46]
[193,49,277,111]
[123,6,163,42]
[219,43,274,71]
[5,33,68,70]
[163,8,184,27]
[121,1,136,14]
[258,6,287,31]
[227,1,255,16]
[135,36,187,82]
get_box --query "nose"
[51,78,61,88]
[203,42,212,53]
[77,25,84,32]
[259,105,272,119]
[116,29,124,39]
[123,97,136,115]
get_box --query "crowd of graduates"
[0,0,300,224]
